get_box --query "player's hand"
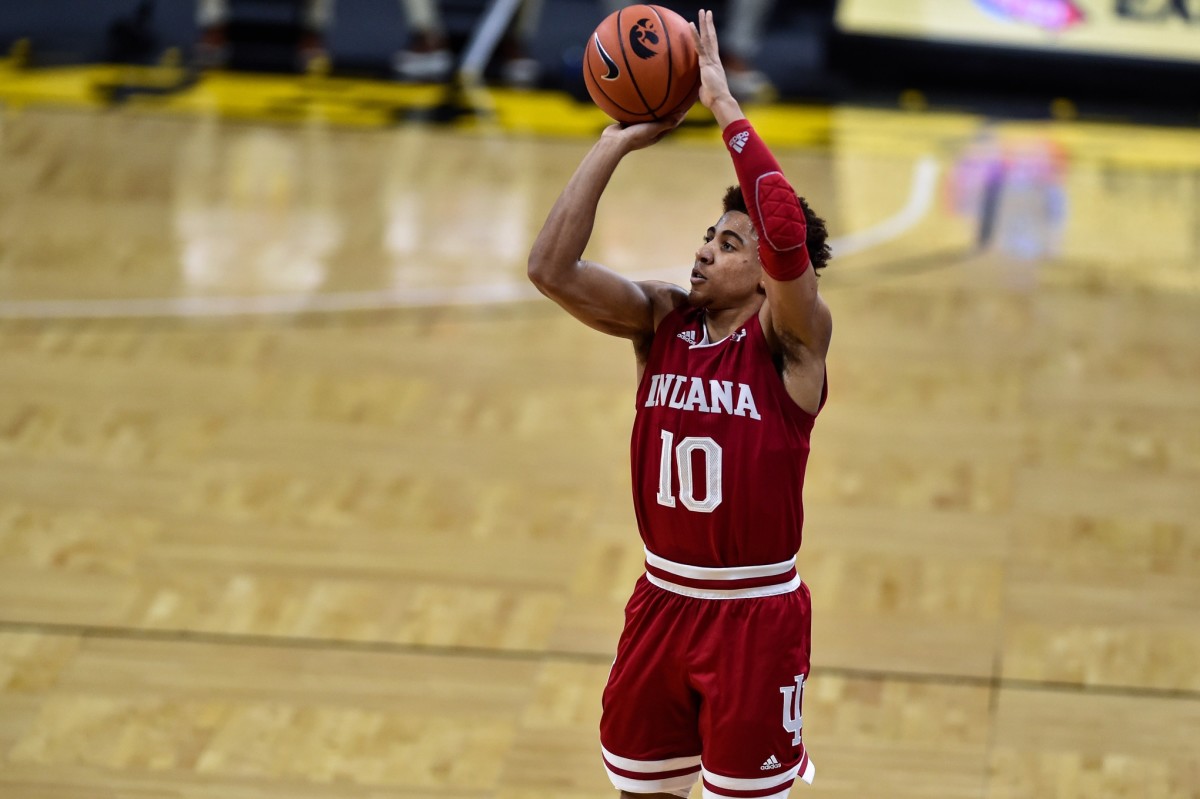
[691,9,739,121]
[601,111,686,152]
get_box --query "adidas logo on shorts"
[760,754,782,770]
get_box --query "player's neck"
[702,301,761,343]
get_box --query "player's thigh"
[601,578,703,793]
[696,585,814,787]
[601,581,702,752]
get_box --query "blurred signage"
[974,0,1087,31]
[836,0,1200,63]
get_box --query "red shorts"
[600,556,815,798]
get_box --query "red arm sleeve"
[722,119,810,281]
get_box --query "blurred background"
[1,0,1198,121]
[0,2,1197,799]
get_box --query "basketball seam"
[585,36,652,119]
[663,70,700,117]
[616,7,658,120]
[650,5,672,116]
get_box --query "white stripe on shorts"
[703,761,801,792]
[600,745,701,772]
[607,769,700,795]
[703,786,792,799]
[602,746,701,795]
[646,571,802,599]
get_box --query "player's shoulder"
[636,280,690,330]
[813,292,833,350]
[638,279,689,305]
[760,291,832,360]
[631,281,689,363]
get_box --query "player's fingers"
[663,108,688,128]
[701,10,718,57]
[694,12,711,61]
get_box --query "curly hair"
[721,185,831,275]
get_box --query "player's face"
[688,211,763,308]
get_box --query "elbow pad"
[725,119,811,281]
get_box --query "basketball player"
[527,9,831,799]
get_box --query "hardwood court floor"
[0,99,1198,799]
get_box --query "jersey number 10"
[656,430,722,513]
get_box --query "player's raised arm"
[527,119,687,343]
[692,10,831,360]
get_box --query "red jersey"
[630,305,825,570]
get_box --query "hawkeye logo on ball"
[629,18,661,59]
[593,33,620,80]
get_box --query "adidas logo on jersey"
[761,754,782,770]
[677,330,697,345]
[729,131,750,153]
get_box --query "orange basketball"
[583,5,700,124]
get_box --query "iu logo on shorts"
[780,674,805,745]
